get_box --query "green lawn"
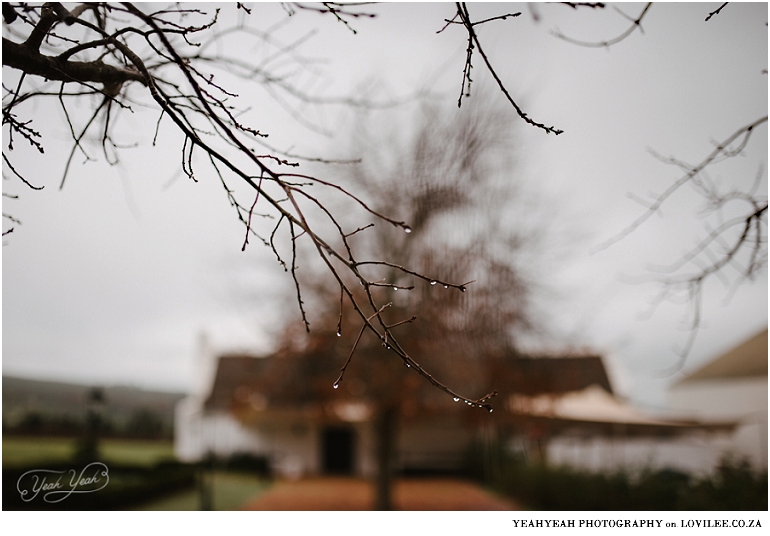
[4,437,268,510]
[136,472,271,511]
[2,436,175,468]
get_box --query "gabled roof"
[490,355,613,396]
[507,385,736,438]
[676,329,768,385]
[204,353,271,411]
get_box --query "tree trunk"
[374,406,397,511]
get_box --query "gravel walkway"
[242,477,521,511]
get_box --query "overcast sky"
[2,2,767,410]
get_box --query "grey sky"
[2,3,767,409]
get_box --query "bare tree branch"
[592,116,768,254]
[552,2,652,48]
[561,2,606,9]
[2,1,497,410]
[447,2,563,135]
[597,116,767,365]
[705,2,729,22]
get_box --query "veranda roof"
[506,385,736,438]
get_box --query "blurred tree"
[18,410,43,434]
[274,101,540,509]
[74,386,105,463]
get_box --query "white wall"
[174,397,265,462]
[546,433,738,475]
[543,377,768,474]
[669,377,767,470]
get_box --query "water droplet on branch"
[333,382,339,389]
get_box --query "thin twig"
[552,2,652,48]
[705,2,728,22]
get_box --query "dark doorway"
[322,426,355,474]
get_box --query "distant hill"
[2,376,186,438]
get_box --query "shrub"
[469,442,767,510]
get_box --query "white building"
[667,329,767,471]
[174,351,477,478]
[174,346,737,478]
[540,330,767,475]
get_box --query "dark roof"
[204,351,614,417]
[490,355,613,396]
[204,353,271,411]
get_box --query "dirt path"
[242,477,522,511]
